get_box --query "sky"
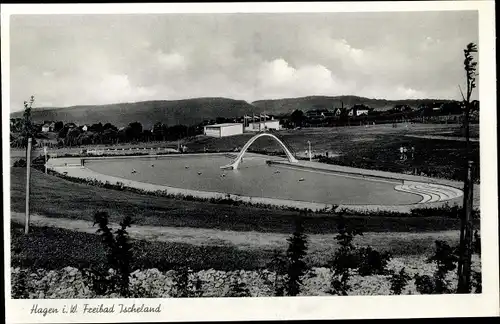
[9,11,478,112]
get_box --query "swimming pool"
[84,154,422,205]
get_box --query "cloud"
[256,59,351,98]
[156,51,188,71]
[8,11,479,111]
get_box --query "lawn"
[10,167,464,234]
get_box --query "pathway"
[11,212,460,253]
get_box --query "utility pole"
[25,138,32,234]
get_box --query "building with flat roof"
[203,123,244,138]
[245,119,280,132]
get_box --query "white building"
[245,119,280,132]
[203,123,244,138]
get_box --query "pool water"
[85,154,422,205]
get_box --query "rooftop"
[204,123,243,128]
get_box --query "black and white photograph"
[2,2,498,322]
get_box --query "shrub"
[172,266,190,298]
[357,247,392,276]
[414,274,436,294]
[389,268,411,295]
[267,250,288,296]
[93,211,133,297]
[471,270,482,293]
[415,240,458,294]
[11,268,29,299]
[226,277,251,297]
[13,159,27,167]
[328,214,363,295]
[172,266,204,298]
[286,217,308,296]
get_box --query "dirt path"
[11,212,460,254]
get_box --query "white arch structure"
[221,133,299,170]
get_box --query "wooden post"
[24,138,32,234]
[458,160,475,292]
[463,161,475,290]
[44,146,48,174]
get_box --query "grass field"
[10,167,464,234]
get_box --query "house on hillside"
[393,104,412,112]
[348,105,370,117]
[306,108,330,119]
[65,122,77,129]
[81,125,89,132]
[41,121,56,132]
[333,108,346,116]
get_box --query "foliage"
[463,42,478,102]
[21,96,36,147]
[227,277,251,297]
[328,214,393,295]
[290,110,305,127]
[415,240,458,294]
[172,266,204,298]
[328,214,363,295]
[13,159,27,168]
[356,247,392,276]
[173,266,190,297]
[285,216,309,296]
[471,270,482,293]
[93,211,133,297]
[473,229,481,254]
[11,268,29,299]
[389,268,412,295]
[267,250,288,296]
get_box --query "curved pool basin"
[84,154,422,206]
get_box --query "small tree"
[415,240,458,294]
[328,214,363,295]
[389,268,412,295]
[21,95,36,149]
[93,211,133,297]
[267,249,288,296]
[457,42,478,293]
[286,216,308,296]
